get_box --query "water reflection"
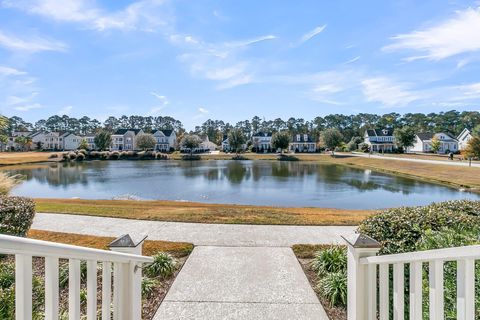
[8,160,479,209]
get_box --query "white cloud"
[0,66,26,76]
[150,91,169,106]
[383,7,480,61]
[14,103,42,111]
[198,107,208,114]
[173,33,274,89]
[299,25,326,44]
[344,56,360,64]
[2,0,169,32]
[0,30,67,52]
[361,77,420,107]
[58,105,73,115]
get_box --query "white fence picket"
[69,259,81,320]
[409,261,422,320]
[102,261,112,320]
[429,260,444,320]
[457,259,475,320]
[379,264,389,320]
[15,254,32,320]
[87,260,97,320]
[45,257,59,319]
[393,263,404,320]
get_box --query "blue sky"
[1,0,480,129]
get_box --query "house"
[199,136,217,152]
[30,132,46,149]
[111,129,144,151]
[43,132,65,150]
[457,128,473,150]
[289,134,316,153]
[62,133,82,150]
[82,134,96,150]
[407,132,458,153]
[251,132,273,152]
[364,129,395,152]
[221,135,247,152]
[152,129,176,152]
[6,131,32,151]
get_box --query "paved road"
[33,213,355,320]
[347,152,480,168]
[33,213,356,247]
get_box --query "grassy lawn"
[0,152,60,166]
[28,229,193,257]
[35,198,373,225]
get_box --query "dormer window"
[382,129,388,135]
[304,134,308,141]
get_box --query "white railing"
[0,234,153,320]
[343,234,478,320]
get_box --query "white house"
[152,129,176,152]
[457,128,473,150]
[407,132,458,153]
[251,132,272,152]
[364,129,395,152]
[289,134,316,153]
[81,134,96,150]
[43,132,64,150]
[62,133,82,150]
[200,136,217,152]
[30,132,46,149]
[111,129,144,151]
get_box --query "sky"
[1,1,480,130]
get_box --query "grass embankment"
[35,198,373,225]
[27,229,193,257]
[0,152,59,166]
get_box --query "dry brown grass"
[27,229,193,257]
[0,152,60,166]
[34,198,373,225]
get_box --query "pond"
[7,160,480,209]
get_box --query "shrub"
[0,263,15,289]
[141,277,158,298]
[48,153,59,158]
[75,153,85,161]
[277,154,298,161]
[109,151,120,160]
[0,173,21,196]
[0,196,35,236]
[89,151,99,158]
[59,261,88,288]
[68,152,77,160]
[358,200,480,254]
[311,246,347,276]
[144,252,177,279]
[181,154,201,161]
[99,152,108,160]
[317,271,347,307]
[77,149,87,155]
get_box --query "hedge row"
[62,150,169,162]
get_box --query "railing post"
[342,234,381,320]
[109,234,147,320]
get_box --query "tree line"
[3,110,480,146]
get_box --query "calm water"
[8,160,480,209]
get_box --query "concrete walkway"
[33,213,356,247]
[348,152,480,168]
[33,213,356,319]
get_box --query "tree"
[181,134,202,156]
[271,131,290,153]
[464,136,480,159]
[94,130,112,151]
[431,137,441,153]
[136,133,156,150]
[227,128,246,155]
[394,127,416,152]
[321,128,344,156]
[78,139,89,150]
[346,136,363,151]
[14,136,32,151]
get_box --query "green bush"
[144,252,177,278]
[141,277,158,298]
[358,200,480,254]
[317,271,347,307]
[0,196,36,236]
[0,263,15,289]
[311,246,346,276]
[59,261,89,288]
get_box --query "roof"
[252,132,272,137]
[291,134,314,143]
[161,129,173,137]
[416,132,434,141]
[113,129,142,135]
[365,129,394,137]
